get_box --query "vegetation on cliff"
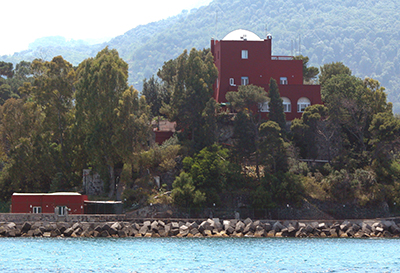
[0,44,400,216]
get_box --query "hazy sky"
[2,0,212,55]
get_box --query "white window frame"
[33,206,41,213]
[259,100,270,112]
[241,77,249,85]
[297,97,311,113]
[229,78,235,86]
[56,206,67,216]
[282,97,291,113]
[241,50,248,59]
[280,77,288,85]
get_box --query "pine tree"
[268,78,286,130]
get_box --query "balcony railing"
[271,56,294,60]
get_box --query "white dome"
[222,29,262,41]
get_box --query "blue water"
[0,237,399,272]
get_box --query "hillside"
[2,0,400,111]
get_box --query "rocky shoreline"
[1,218,400,238]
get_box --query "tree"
[142,75,169,118]
[113,86,151,183]
[179,144,230,206]
[0,61,13,78]
[294,55,319,83]
[28,56,76,174]
[268,78,286,131]
[319,62,352,87]
[259,121,288,174]
[75,47,130,198]
[291,104,333,160]
[171,172,206,208]
[0,99,54,198]
[226,84,268,178]
[157,48,218,152]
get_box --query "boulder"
[287,225,297,236]
[111,222,122,231]
[243,218,252,226]
[151,221,159,232]
[100,230,110,237]
[304,225,314,234]
[243,224,252,234]
[272,221,284,232]
[189,222,199,230]
[204,230,212,236]
[81,230,92,238]
[0,226,7,236]
[21,222,32,233]
[225,226,235,235]
[170,228,179,236]
[63,227,74,237]
[94,225,103,233]
[362,222,372,233]
[264,222,272,232]
[351,224,361,232]
[171,222,180,229]
[6,222,16,230]
[235,221,245,233]
[210,219,222,231]
[71,223,81,231]
[254,229,266,237]
[101,223,111,232]
[190,228,200,235]
[33,228,43,237]
[375,226,384,233]
[340,220,352,231]
[6,229,17,237]
[179,225,189,233]
[118,230,127,238]
[158,228,168,237]
[390,225,400,235]
[318,222,328,230]
[139,225,149,236]
[382,230,392,238]
[51,229,61,237]
[73,227,83,236]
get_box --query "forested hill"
[2,0,400,111]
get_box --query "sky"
[1,0,212,56]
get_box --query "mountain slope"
[2,0,400,111]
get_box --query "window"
[297,97,311,112]
[280,77,288,85]
[241,50,248,59]
[56,206,67,216]
[229,78,235,86]
[259,100,270,112]
[33,206,41,213]
[282,97,291,112]
[241,77,249,85]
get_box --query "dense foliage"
[1,0,400,112]
[1,22,400,215]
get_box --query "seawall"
[1,216,400,238]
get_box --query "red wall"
[11,193,88,214]
[211,36,322,121]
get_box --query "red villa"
[211,29,322,120]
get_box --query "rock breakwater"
[1,218,400,238]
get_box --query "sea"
[0,237,399,272]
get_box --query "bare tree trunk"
[108,164,115,199]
